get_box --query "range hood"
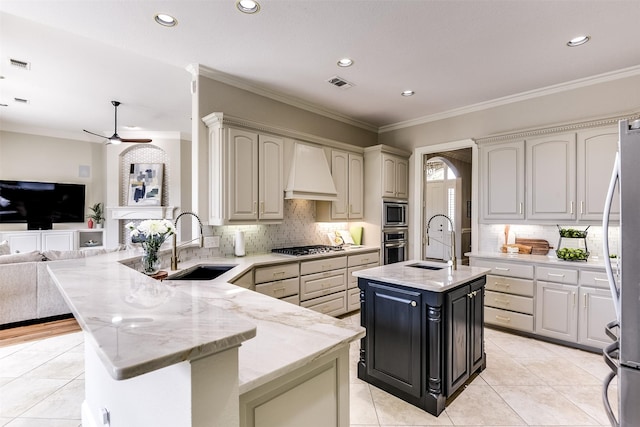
[285,142,338,201]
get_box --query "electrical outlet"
[204,236,220,248]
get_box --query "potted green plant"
[88,202,105,229]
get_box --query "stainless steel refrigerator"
[602,118,640,426]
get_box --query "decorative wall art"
[127,163,164,206]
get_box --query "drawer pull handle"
[495,315,511,323]
[494,282,511,288]
[274,287,286,293]
[584,294,588,308]
[410,301,417,307]
[495,267,510,271]
[519,202,523,215]
[494,298,510,305]
[593,278,609,283]
[362,258,369,263]
[548,273,565,278]
[273,271,286,277]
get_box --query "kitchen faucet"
[426,214,457,270]
[171,211,204,270]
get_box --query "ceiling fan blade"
[120,138,152,143]
[83,129,108,139]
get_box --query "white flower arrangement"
[126,219,176,274]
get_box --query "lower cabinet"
[578,286,616,348]
[300,255,347,316]
[358,276,486,416]
[254,262,300,304]
[535,281,578,342]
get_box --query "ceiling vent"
[9,58,31,70]
[327,75,354,89]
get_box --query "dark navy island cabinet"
[357,275,486,417]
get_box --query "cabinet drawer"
[580,270,614,288]
[485,274,534,297]
[255,277,299,299]
[537,266,578,284]
[255,262,299,284]
[280,294,299,305]
[471,259,533,279]
[348,252,379,267]
[300,256,347,275]
[300,270,346,301]
[485,306,534,333]
[347,287,360,311]
[301,291,347,317]
[347,263,379,289]
[485,290,533,315]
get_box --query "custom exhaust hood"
[285,142,338,201]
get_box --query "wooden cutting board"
[515,238,551,255]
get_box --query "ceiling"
[1,0,640,143]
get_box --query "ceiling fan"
[83,100,152,144]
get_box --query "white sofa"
[0,247,110,327]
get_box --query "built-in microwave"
[383,201,408,228]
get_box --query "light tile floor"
[0,313,617,426]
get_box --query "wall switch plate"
[204,236,220,248]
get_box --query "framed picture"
[127,163,164,206]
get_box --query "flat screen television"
[0,180,86,230]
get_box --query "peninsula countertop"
[353,259,490,292]
[466,251,612,270]
[46,246,371,393]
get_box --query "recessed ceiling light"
[401,90,415,97]
[236,0,260,14]
[154,13,177,27]
[567,35,590,47]
[337,58,353,67]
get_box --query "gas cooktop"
[271,245,344,256]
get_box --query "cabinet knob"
[410,301,417,307]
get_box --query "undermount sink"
[406,263,445,271]
[169,264,237,281]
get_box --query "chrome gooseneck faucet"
[171,211,204,271]
[426,213,457,270]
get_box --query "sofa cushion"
[0,250,45,265]
[43,248,107,261]
[0,240,9,256]
[0,262,38,324]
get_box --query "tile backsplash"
[479,223,620,259]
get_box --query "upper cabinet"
[526,133,576,220]
[576,126,619,221]
[479,124,620,223]
[207,120,284,225]
[382,154,409,199]
[480,140,525,221]
[317,150,364,221]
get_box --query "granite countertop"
[46,246,374,390]
[466,251,610,269]
[353,260,490,292]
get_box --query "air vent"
[14,97,29,104]
[9,58,31,70]
[327,75,354,89]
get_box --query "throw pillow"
[0,240,9,256]
[0,250,46,265]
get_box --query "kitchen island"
[354,260,490,416]
[46,248,367,427]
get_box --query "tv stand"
[0,229,104,253]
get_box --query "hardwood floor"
[0,317,81,347]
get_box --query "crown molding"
[379,65,640,134]
[189,64,378,133]
[475,109,640,145]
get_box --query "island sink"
[169,264,236,280]
[406,262,445,271]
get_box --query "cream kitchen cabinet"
[254,262,300,304]
[0,230,75,252]
[300,255,347,316]
[526,133,577,220]
[346,250,380,312]
[578,269,617,349]
[382,153,409,199]
[535,265,579,342]
[479,140,525,221]
[316,150,364,221]
[576,126,619,221]
[207,124,284,225]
